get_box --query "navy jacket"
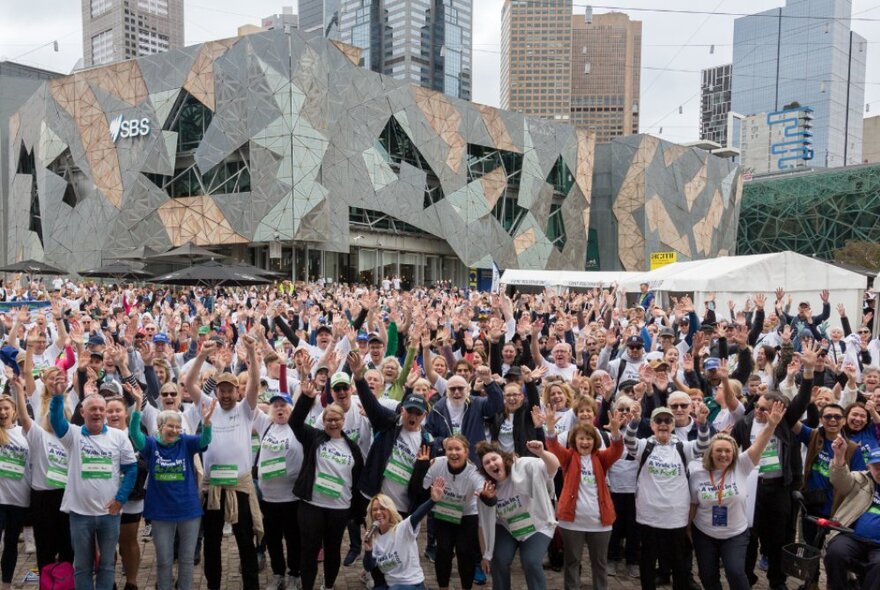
[425,381,504,462]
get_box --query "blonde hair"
[702,433,740,474]
[542,381,574,409]
[365,493,403,532]
[0,395,16,447]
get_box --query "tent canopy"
[500,269,640,291]
[620,252,867,324]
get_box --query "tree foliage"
[833,240,880,272]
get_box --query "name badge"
[711,505,728,527]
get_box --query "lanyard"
[708,470,727,506]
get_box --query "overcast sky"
[2,0,879,143]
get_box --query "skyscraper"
[701,64,733,145]
[338,0,472,100]
[501,0,572,120]
[298,0,340,38]
[263,7,299,31]
[732,0,866,168]
[81,0,184,67]
[569,12,641,142]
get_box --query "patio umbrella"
[80,262,153,281]
[109,246,164,263]
[0,259,67,276]
[149,260,273,288]
[145,242,224,264]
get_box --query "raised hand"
[525,440,545,455]
[754,293,766,309]
[430,477,445,502]
[767,400,785,426]
[416,443,431,462]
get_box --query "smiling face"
[481,451,508,481]
[444,437,467,469]
[447,376,468,402]
[846,406,868,432]
[0,400,16,428]
[651,412,674,443]
[104,399,127,430]
[503,384,523,413]
[574,432,595,456]
[216,383,238,411]
[271,399,291,424]
[322,409,344,437]
[81,395,107,433]
[331,382,352,410]
[547,384,568,411]
[159,385,180,410]
[159,416,182,444]
[821,406,844,437]
[710,439,735,471]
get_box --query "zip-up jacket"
[425,381,503,462]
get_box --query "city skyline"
[3,0,880,144]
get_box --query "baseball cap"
[215,372,240,388]
[87,334,105,347]
[868,448,880,466]
[153,332,170,344]
[402,395,428,414]
[315,324,332,335]
[268,393,293,405]
[505,366,522,379]
[704,357,721,371]
[197,326,211,335]
[625,335,644,348]
[619,379,639,391]
[99,380,122,396]
[651,407,674,420]
[658,327,675,338]
[700,322,716,332]
[368,332,383,343]
[330,372,351,389]
[356,332,370,343]
[649,358,670,370]
[90,350,104,359]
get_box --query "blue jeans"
[693,526,751,590]
[69,512,121,590]
[492,526,551,590]
[153,517,201,590]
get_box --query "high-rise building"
[298,0,340,38]
[501,0,572,120]
[81,0,184,67]
[569,12,641,143]
[863,115,880,164]
[701,64,732,145]
[732,0,866,168]
[338,0,472,100]
[740,104,815,175]
[263,7,299,31]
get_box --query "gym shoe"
[286,576,302,590]
[607,561,618,577]
[23,528,35,554]
[141,524,152,540]
[222,522,232,537]
[758,555,769,571]
[359,569,373,589]
[628,565,640,579]
[266,574,285,590]
[343,547,361,567]
[423,544,436,563]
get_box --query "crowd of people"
[0,275,878,590]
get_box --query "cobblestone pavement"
[10,523,787,590]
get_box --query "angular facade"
[6,28,593,277]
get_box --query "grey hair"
[157,410,183,430]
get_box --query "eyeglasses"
[859,330,871,334]
[160,390,178,397]
[448,386,466,392]
[617,407,632,413]
[504,393,523,399]
[822,414,844,422]
[653,417,673,425]
[755,406,770,414]
[669,403,690,409]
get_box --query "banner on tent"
[650,251,677,270]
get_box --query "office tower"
[298,0,340,38]
[338,0,472,100]
[732,0,866,168]
[263,7,299,31]
[701,64,733,145]
[501,0,572,120]
[82,0,183,67]
[740,104,814,174]
[569,12,641,142]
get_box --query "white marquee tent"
[620,252,867,324]
[499,269,640,292]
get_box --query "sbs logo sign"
[109,114,151,143]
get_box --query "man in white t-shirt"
[186,335,261,590]
[49,372,137,590]
[531,321,577,381]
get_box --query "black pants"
[202,491,259,590]
[638,525,691,590]
[298,501,349,590]
[609,492,639,564]
[746,480,793,588]
[261,500,301,577]
[0,504,25,583]
[825,533,880,590]
[31,489,73,571]
[434,515,479,590]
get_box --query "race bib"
[759,440,781,474]
[259,457,287,480]
[81,455,112,479]
[0,454,25,480]
[507,511,537,540]
[46,465,68,488]
[209,464,238,486]
[314,472,344,499]
[383,457,414,486]
[433,500,464,524]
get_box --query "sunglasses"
[653,416,673,425]
[332,385,349,392]
[822,414,843,422]
[628,345,642,350]
[669,403,690,409]
[160,390,178,397]
[448,386,466,392]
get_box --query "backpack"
[40,562,74,590]
[638,439,690,480]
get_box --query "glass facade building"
[338,0,472,100]
[298,0,340,38]
[732,0,866,168]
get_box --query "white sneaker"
[141,523,152,540]
[222,522,232,537]
[286,576,302,590]
[266,574,285,590]
[359,569,373,589]
[23,527,35,554]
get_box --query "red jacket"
[547,435,623,527]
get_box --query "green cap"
[198,325,210,335]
